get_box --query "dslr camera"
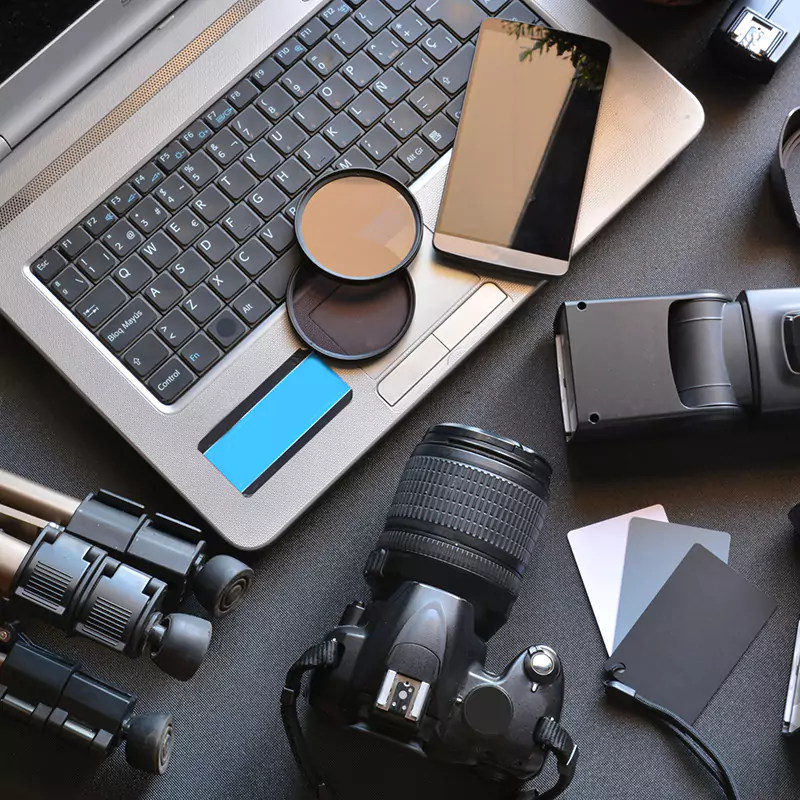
[282,425,577,800]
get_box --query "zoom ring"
[387,455,547,570]
[374,529,523,596]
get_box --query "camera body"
[311,582,564,783]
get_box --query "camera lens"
[364,424,551,638]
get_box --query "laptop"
[0,0,703,550]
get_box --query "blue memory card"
[200,351,352,495]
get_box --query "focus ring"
[373,529,523,596]
[387,455,547,570]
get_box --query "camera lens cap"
[286,262,415,361]
[295,169,423,281]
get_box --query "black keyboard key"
[59,226,92,259]
[432,43,474,94]
[258,84,296,121]
[171,250,212,288]
[146,272,184,311]
[50,266,91,305]
[156,140,190,173]
[299,135,338,171]
[223,205,262,241]
[203,99,237,131]
[180,151,220,189]
[391,9,430,42]
[148,357,196,402]
[395,135,437,173]
[182,284,223,324]
[179,333,221,375]
[157,308,197,347]
[107,184,141,215]
[233,285,275,326]
[294,96,334,133]
[103,219,144,258]
[180,120,214,151]
[208,261,248,300]
[206,129,245,166]
[323,112,362,148]
[248,180,288,219]
[76,278,127,329]
[259,215,296,253]
[408,79,447,116]
[165,208,207,247]
[129,196,168,234]
[114,254,154,293]
[307,41,346,77]
[500,0,538,22]
[331,18,370,54]
[234,238,274,277]
[32,249,67,281]
[444,91,464,122]
[268,117,308,155]
[251,57,283,89]
[139,231,180,271]
[420,24,457,60]
[131,163,165,194]
[283,197,300,222]
[230,107,269,143]
[359,124,399,160]
[372,68,412,104]
[342,51,382,88]
[242,140,282,179]
[271,157,313,194]
[367,30,407,66]
[258,245,302,301]
[82,205,117,237]
[318,73,357,111]
[396,46,435,82]
[355,0,393,32]
[154,173,195,212]
[196,226,236,264]
[298,17,328,47]
[192,186,232,224]
[421,114,456,150]
[207,309,247,349]
[320,1,352,27]
[275,37,308,68]
[218,162,257,200]
[334,146,377,170]
[99,297,159,353]
[347,90,388,127]
[384,102,424,138]
[228,78,260,109]
[124,332,169,378]
[281,63,321,99]
[413,0,486,38]
[77,242,117,280]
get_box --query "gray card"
[613,518,730,650]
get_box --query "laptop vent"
[0,0,268,229]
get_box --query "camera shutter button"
[463,686,513,736]
[526,646,559,682]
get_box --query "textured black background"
[3,1,800,798]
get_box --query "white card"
[568,505,668,655]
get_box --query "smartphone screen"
[434,20,610,277]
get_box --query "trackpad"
[199,351,351,495]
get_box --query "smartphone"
[433,19,611,277]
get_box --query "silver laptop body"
[0,0,703,549]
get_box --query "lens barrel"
[364,425,551,638]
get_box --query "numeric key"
[206,129,245,166]
[307,41,346,76]
[180,151,221,188]
[77,242,117,280]
[281,63,321,99]
[154,173,195,212]
[230,107,269,143]
[129,196,168,233]
[104,220,144,258]
[258,84,296,121]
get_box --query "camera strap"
[281,639,340,800]
[517,717,579,800]
[605,677,741,800]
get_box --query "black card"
[605,544,776,724]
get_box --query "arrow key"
[156,308,197,349]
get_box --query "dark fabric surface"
[3,1,800,798]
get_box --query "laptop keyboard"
[30,0,542,404]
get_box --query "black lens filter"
[287,169,422,361]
